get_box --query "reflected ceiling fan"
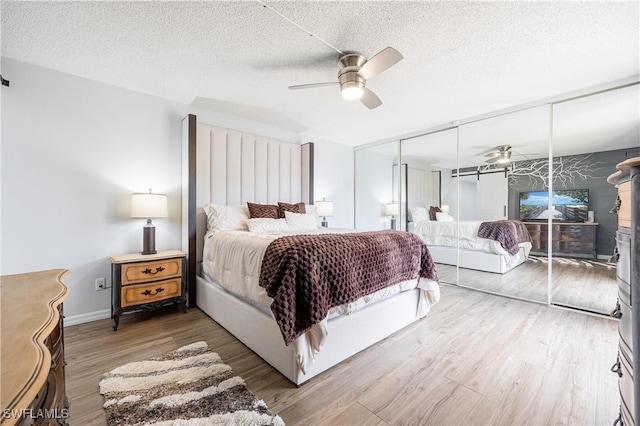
[485,145,512,165]
[288,47,403,110]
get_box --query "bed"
[181,116,441,385]
[409,207,532,274]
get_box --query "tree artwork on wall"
[478,153,605,189]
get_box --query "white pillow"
[203,204,249,233]
[285,211,318,231]
[409,207,430,224]
[246,218,290,234]
[435,212,455,222]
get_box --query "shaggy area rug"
[527,255,616,270]
[99,341,284,426]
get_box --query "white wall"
[354,148,396,230]
[1,58,355,323]
[438,167,458,218]
[1,58,187,322]
[458,175,478,220]
[311,139,354,229]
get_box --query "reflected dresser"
[1,270,70,425]
[608,157,640,426]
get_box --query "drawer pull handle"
[609,196,621,214]
[613,408,622,426]
[610,355,622,377]
[141,287,165,296]
[142,266,165,275]
[610,300,622,319]
[610,245,620,263]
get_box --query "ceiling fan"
[485,145,513,165]
[288,46,403,110]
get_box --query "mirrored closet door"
[400,129,458,285]
[353,82,638,315]
[549,84,640,314]
[455,106,550,303]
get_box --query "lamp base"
[390,216,396,230]
[321,217,328,228]
[141,219,157,255]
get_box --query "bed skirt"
[428,245,528,274]
[196,275,425,386]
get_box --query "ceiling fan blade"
[360,87,382,110]
[485,152,500,158]
[289,82,338,90]
[358,47,403,80]
[485,157,499,163]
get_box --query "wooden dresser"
[1,269,70,425]
[523,222,598,259]
[608,157,640,426]
[110,250,187,330]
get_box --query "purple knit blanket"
[259,230,439,345]
[477,220,532,255]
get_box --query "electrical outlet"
[95,277,107,291]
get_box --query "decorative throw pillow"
[409,207,430,223]
[428,206,442,221]
[278,202,306,218]
[435,212,455,222]
[203,204,249,233]
[246,218,289,234]
[284,211,318,231]
[247,202,279,219]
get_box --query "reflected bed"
[410,210,532,274]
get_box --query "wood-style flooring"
[65,284,619,425]
[437,256,618,315]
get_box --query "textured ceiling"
[2,1,639,151]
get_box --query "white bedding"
[413,220,531,267]
[202,229,441,372]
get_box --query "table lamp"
[131,189,168,255]
[315,199,334,227]
[385,203,399,230]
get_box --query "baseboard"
[64,309,111,327]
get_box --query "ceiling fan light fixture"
[341,82,364,100]
[497,150,512,164]
[339,69,365,100]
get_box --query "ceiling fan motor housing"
[338,54,367,99]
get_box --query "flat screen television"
[519,189,589,222]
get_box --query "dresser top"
[607,156,640,184]
[0,269,69,417]
[110,249,186,264]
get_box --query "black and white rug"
[99,341,284,426]
[527,255,616,270]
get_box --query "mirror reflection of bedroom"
[355,83,639,317]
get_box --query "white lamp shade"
[384,203,399,216]
[315,200,334,217]
[440,204,450,214]
[131,192,168,218]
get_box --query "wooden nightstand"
[110,250,187,330]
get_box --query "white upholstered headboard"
[181,115,313,305]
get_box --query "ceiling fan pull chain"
[258,1,344,55]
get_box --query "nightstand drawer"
[121,258,182,285]
[121,278,182,307]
